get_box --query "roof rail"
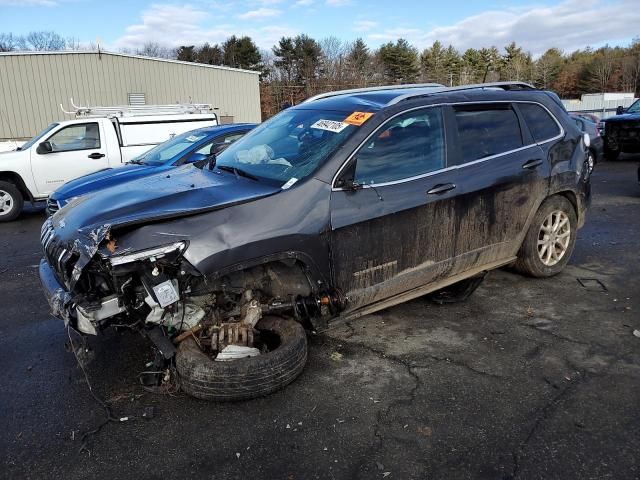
[302,83,445,104]
[386,81,536,105]
[60,98,215,118]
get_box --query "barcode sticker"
[311,119,349,133]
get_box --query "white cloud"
[238,7,281,20]
[0,0,57,5]
[112,4,235,50]
[376,0,640,56]
[353,20,377,32]
[294,0,313,5]
[112,3,298,51]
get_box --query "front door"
[31,121,109,196]
[330,106,461,311]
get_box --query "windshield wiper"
[127,159,146,165]
[217,165,260,181]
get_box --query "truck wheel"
[176,316,308,401]
[0,181,23,222]
[514,196,577,278]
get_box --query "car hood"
[46,164,281,288]
[0,149,26,163]
[605,113,640,122]
[50,164,166,201]
[53,164,280,234]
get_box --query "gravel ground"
[1,157,639,480]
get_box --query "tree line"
[2,30,639,119]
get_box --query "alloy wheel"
[537,210,571,266]
[0,189,14,217]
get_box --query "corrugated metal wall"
[0,51,261,139]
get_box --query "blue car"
[46,123,256,215]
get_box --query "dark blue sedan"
[46,123,256,215]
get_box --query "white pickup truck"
[0,104,218,221]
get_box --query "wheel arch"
[0,171,34,202]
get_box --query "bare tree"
[25,31,66,51]
[620,54,640,94]
[136,42,176,59]
[588,49,616,93]
[0,33,24,52]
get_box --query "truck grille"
[46,198,59,215]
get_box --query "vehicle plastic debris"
[382,472,391,477]
[633,330,640,338]
[577,278,607,292]
[215,345,261,361]
[330,351,343,361]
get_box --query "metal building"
[0,51,261,140]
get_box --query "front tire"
[176,316,308,401]
[514,196,577,278]
[0,181,23,222]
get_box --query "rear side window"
[519,103,561,142]
[353,107,445,185]
[454,105,523,162]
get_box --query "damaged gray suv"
[40,82,591,400]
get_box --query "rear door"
[30,121,109,196]
[446,102,551,270]
[330,106,461,311]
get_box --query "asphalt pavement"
[1,157,639,480]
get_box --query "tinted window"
[354,107,445,185]
[519,103,561,142]
[48,123,101,152]
[454,105,523,162]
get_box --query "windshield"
[133,130,212,166]
[19,123,59,150]
[626,100,640,114]
[214,108,363,185]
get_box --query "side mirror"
[336,177,361,191]
[36,141,52,154]
[616,105,625,115]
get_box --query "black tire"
[176,316,308,401]
[0,181,24,222]
[514,195,577,278]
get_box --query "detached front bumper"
[39,258,74,323]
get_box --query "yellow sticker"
[344,111,374,126]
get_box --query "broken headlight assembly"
[108,241,187,266]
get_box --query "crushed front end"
[39,217,343,360]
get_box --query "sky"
[0,0,638,56]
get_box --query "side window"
[195,132,246,155]
[354,107,445,185]
[519,103,561,143]
[47,123,101,152]
[454,105,523,162]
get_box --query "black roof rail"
[302,83,445,104]
[386,81,536,105]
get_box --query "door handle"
[522,159,543,170]
[88,152,105,159]
[427,183,456,195]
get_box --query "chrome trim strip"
[331,100,564,191]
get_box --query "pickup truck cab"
[47,123,256,215]
[0,108,218,221]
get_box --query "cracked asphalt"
[1,158,639,480]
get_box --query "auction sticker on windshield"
[344,111,374,126]
[311,119,349,133]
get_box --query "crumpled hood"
[50,164,163,202]
[44,164,280,289]
[605,113,640,122]
[53,164,280,236]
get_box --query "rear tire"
[176,316,308,401]
[0,181,23,222]
[514,196,577,278]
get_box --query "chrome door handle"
[522,159,543,169]
[427,183,456,195]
